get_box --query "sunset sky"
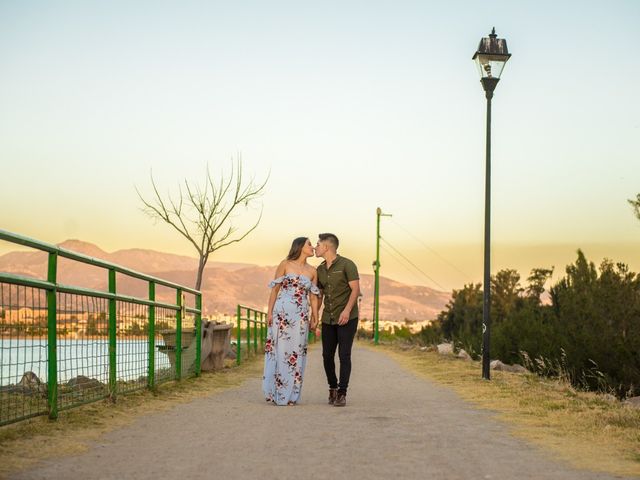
[1,1,639,291]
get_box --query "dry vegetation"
[378,344,640,478]
[0,357,263,478]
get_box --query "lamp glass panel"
[474,54,508,79]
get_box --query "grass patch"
[376,344,640,478]
[0,357,263,478]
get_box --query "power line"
[390,218,472,282]
[380,236,447,291]
[380,244,424,284]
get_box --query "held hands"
[310,315,321,337]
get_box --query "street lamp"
[473,27,511,380]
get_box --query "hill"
[0,240,449,321]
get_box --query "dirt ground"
[10,344,632,480]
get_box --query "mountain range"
[0,240,450,321]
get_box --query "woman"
[263,237,320,405]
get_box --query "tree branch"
[136,158,267,289]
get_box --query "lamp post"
[473,27,511,380]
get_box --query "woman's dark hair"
[287,237,309,261]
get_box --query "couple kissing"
[262,233,360,407]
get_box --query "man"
[315,233,360,407]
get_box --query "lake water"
[0,338,172,386]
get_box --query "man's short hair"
[318,233,339,250]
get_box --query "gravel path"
[12,343,629,480]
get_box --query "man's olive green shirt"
[317,255,360,325]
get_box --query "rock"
[490,360,528,373]
[18,371,41,388]
[456,349,472,361]
[624,396,640,408]
[437,343,453,355]
[419,346,428,351]
[490,360,504,370]
[66,376,104,390]
[14,371,47,396]
[599,394,618,404]
[509,364,528,373]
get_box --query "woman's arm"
[267,261,287,326]
[309,268,320,329]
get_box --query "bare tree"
[629,194,640,221]
[137,158,268,290]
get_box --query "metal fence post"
[253,310,258,354]
[108,269,117,401]
[195,293,202,376]
[175,289,183,380]
[245,307,251,357]
[46,252,58,420]
[236,304,241,365]
[148,281,155,389]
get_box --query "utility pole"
[373,207,392,345]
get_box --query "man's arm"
[338,279,360,326]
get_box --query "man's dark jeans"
[321,318,358,395]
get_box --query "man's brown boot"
[328,388,338,405]
[334,392,346,407]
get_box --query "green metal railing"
[0,229,202,426]
[235,304,318,366]
[235,305,267,365]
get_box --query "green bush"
[431,251,640,398]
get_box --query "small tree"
[525,267,554,303]
[629,194,640,221]
[138,158,268,290]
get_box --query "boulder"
[490,360,528,373]
[490,360,504,370]
[15,371,47,396]
[66,376,104,390]
[18,371,41,389]
[456,349,472,361]
[599,393,618,404]
[437,343,453,355]
[624,396,640,408]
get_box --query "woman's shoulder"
[275,259,288,274]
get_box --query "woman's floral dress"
[262,274,320,405]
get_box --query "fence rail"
[0,229,202,426]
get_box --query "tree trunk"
[195,256,207,291]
